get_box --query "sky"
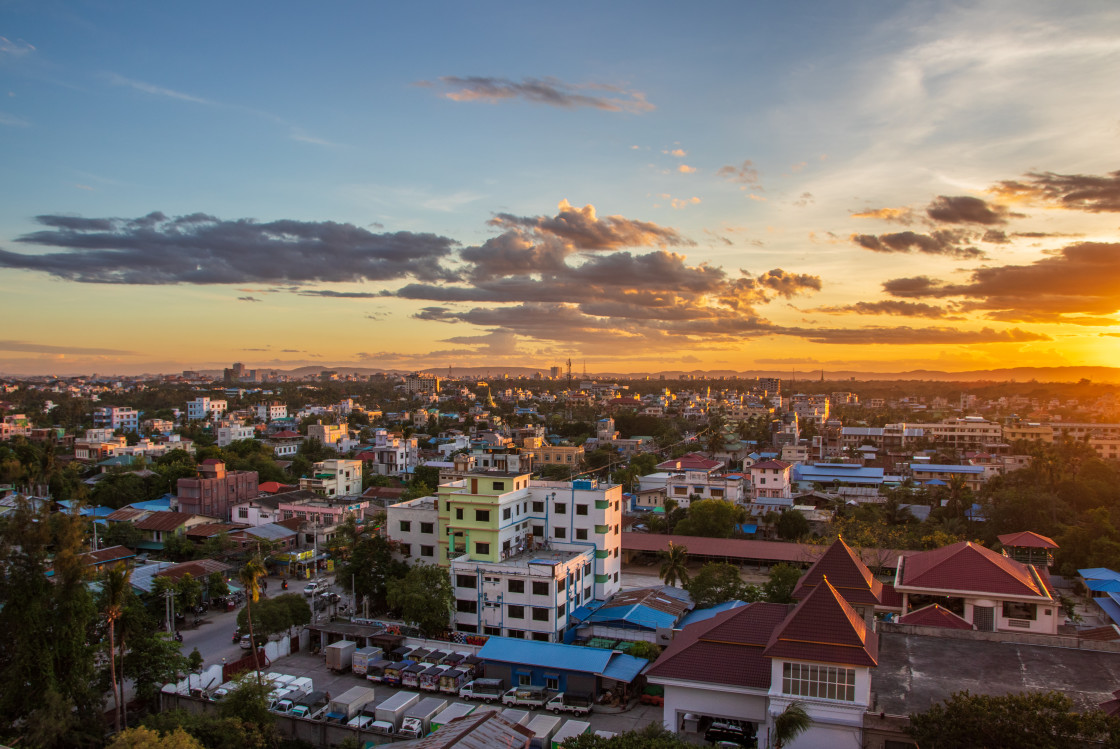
[1,0,1119,377]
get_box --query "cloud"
[793,192,814,208]
[0,37,35,57]
[297,289,381,298]
[776,325,1050,345]
[926,195,1019,225]
[238,296,262,302]
[882,241,1120,322]
[0,211,458,284]
[105,73,214,105]
[992,169,1120,213]
[670,197,701,209]
[669,149,687,157]
[487,199,691,252]
[420,76,654,113]
[981,230,1010,244]
[716,160,761,186]
[0,112,30,127]
[812,300,960,319]
[852,230,984,260]
[851,207,914,224]
[752,269,822,298]
[678,165,697,174]
[0,340,136,355]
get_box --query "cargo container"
[430,702,476,732]
[324,640,357,673]
[365,658,393,683]
[525,714,562,749]
[351,646,383,676]
[438,667,468,695]
[419,664,449,692]
[551,719,591,749]
[370,690,420,735]
[383,659,416,687]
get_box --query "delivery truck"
[324,640,357,673]
[370,690,420,735]
[323,685,376,724]
[396,696,449,739]
[351,646,382,676]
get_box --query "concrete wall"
[877,621,1120,652]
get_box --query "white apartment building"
[307,421,359,453]
[299,459,362,497]
[186,397,227,422]
[921,416,1003,450]
[256,401,288,422]
[386,473,623,642]
[217,423,256,447]
[664,470,747,508]
[92,406,139,432]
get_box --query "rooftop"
[898,541,1053,600]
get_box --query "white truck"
[458,678,505,703]
[324,640,357,673]
[370,690,420,735]
[352,646,383,676]
[431,702,476,732]
[323,685,376,724]
[502,685,553,710]
[271,690,305,714]
[290,689,329,720]
[545,691,593,717]
[525,714,562,749]
[396,696,449,739]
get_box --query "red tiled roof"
[656,452,723,472]
[998,531,1059,549]
[77,545,136,565]
[898,541,1053,600]
[156,558,230,582]
[184,522,246,538]
[270,430,301,438]
[623,532,905,568]
[751,459,792,470]
[201,458,223,465]
[898,603,974,630]
[134,511,198,532]
[646,602,790,690]
[793,537,882,607]
[879,582,904,609]
[258,481,297,494]
[106,507,146,522]
[763,578,879,667]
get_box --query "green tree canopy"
[337,527,409,613]
[561,722,697,748]
[776,510,811,541]
[673,499,746,538]
[386,562,453,638]
[685,562,760,608]
[763,563,802,604]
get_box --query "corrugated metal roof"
[1081,568,1120,581]
[677,600,749,628]
[587,603,679,631]
[599,653,647,683]
[477,637,611,674]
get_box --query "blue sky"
[2,1,1119,375]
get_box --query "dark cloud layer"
[813,300,959,319]
[488,200,689,251]
[926,195,1017,225]
[0,340,137,355]
[420,76,653,113]
[777,325,1049,345]
[883,242,1120,323]
[994,169,1120,212]
[1,212,457,284]
[852,230,984,259]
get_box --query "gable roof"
[106,507,147,523]
[184,522,246,538]
[793,536,883,607]
[134,511,199,532]
[392,711,532,748]
[656,452,723,472]
[763,578,879,667]
[646,601,791,690]
[751,459,792,471]
[898,541,1053,600]
[898,603,974,630]
[77,545,136,566]
[998,531,1059,549]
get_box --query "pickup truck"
[545,692,593,717]
[458,678,505,703]
[501,685,553,710]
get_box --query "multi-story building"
[307,421,357,453]
[387,472,624,642]
[256,401,288,422]
[175,459,259,521]
[186,397,227,422]
[404,372,441,394]
[216,423,256,447]
[749,459,792,501]
[141,418,176,435]
[0,414,32,440]
[299,459,362,497]
[93,406,139,433]
[536,444,585,468]
[359,429,419,478]
[664,470,747,508]
[921,416,1003,450]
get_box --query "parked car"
[303,581,319,596]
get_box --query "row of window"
[782,663,855,701]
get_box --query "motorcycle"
[281,580,288,590]
[174,631,183,643]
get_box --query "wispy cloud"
[419,76,654,113]
[105,73,214,105]
[0,37,35,57]
[0,111,30,127]
[0,340,136,355]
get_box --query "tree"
[659,541,690,588]
[107,726,204,749]
[673,499,746,538]
[101,562,132,732]
[216,674,275,728]
[685,562,758,608]
[237,593,310,638]
[162,532,198,562]
[337,527,409,613]
[772,701,812,748]
[561,722,696,748]
[402,480,434,501]
[411,464,442,490]
[907,690,1114,749]
[176,572,202,613]
[102,520,145,549]
[238,557,268,686]
[626,641,662,661]
[775,510,810,541]
[124,627,188,712]
[206,571,229,600]
[387,562,453,637]
[762,563,801,604]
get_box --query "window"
[533,525,544,537]
[532,632,550,641]
[459,624,477,633]
[519,673,532,685]
[674,487,688,496]
[508,579,525,594]
[556,605,565,619]
[420,522,434,534]
[782,663,856,701]
[533,581,550,596]
[456,574,477,588]
[508,605,525,619]
[475,542,490,555]
[1002,601,1037,620]
[475,509,490,522]
[584,586,591,599]
[532,501,544,513]
[555,503,567,514]
[445,501,451,511]
[546,677,559,690]
[456,599,478,613]
[576,528,588,540]
[493,481,505,490]
[613,572,619,582]
[455,508,464,520]
[238,508,249,519]
[399,520,411,533]
[507,629,524,639]
[532,608,549,621]
[503,508,512,520]
[484,626,501,635]
[554,527,566,539]
[420,545,434,557]
[576,504,588,516]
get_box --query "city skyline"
[1,1,1119,376]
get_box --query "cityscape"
[3,1,1120,748]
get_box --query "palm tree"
[101,562,131,732]
[659,541,690,588]
[663,498,679,534]
[238,556,267,687]
[772,701,811,748]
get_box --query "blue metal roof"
[1080,568,1120,581]
[1087,579,1120,593]
[678,600,748,629]
[1096,593,1120,626]
[478,637,612,674]
[600,653,647,683]
[910,464,985,474]
[793,464,884,484]
[128,498,172,511]
[587,603,678,631]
